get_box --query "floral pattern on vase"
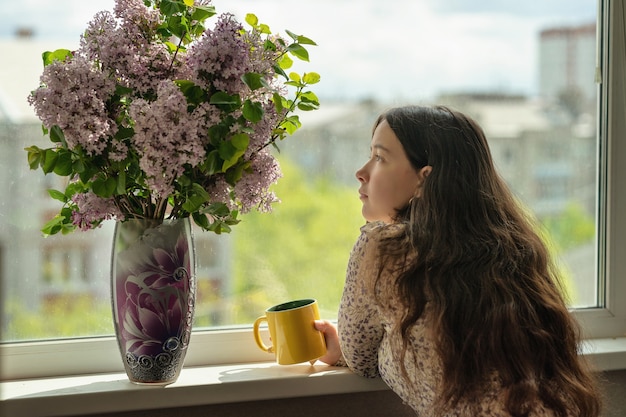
[111,217,195,385]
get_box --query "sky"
[0,0,596,102]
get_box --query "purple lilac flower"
[191,101,224,146]
[129,80,206,197]
[233,151,282,213]
[187,13,251,94]
[206,177,234,210]
[113,0,161,31]
[246,31,283,89]
[71,191,125,229]
[27,55,117,156]
[80,8,175,97]
[110,138,129,162]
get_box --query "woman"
[315,105,601,416]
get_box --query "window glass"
[0,0,598,342]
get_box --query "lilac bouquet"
[26,0,319,235]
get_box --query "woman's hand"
[314,320,343,365]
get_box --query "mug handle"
[253,316,274,353]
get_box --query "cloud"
[1,0,596,101]
[0,0,115,39]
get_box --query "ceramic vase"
[111,217,195,385]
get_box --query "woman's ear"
[413,166,432,198]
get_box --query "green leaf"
[202,150,222,175]
[241,73,264,91]
[273,63,288,80]
[192,212,210,230]
[285,30,299,41]
[192,182,210,199]
[296,35,317,46]
[231,133,250,151]
[277,53,293,70]
[167,15,186,39]
[183,0,194,6]
[175,79,206,106]
[209,220,232,234]
[206,202,231,217]
[182,194,205,213]
[47,189,67,203]
[182,183,209,212]
[224,161,248,185]
[65,182,85,198]
[272,92,284,113]
[210,91,240,105]
[116,171,126,195]
[72,159,85,174]
[92,177,116,198]
[302,72,321,85]
[114,127,135,140]
[301,90,320,103]
[53,151,73,176]
[41,216,66,236]
[114,84,134,96]
[210,92,241,112]
[49,125,67,148]
[160,0,184,16]
[178,174,192,187]
[164,40,178,53]
[245,13,258,26]
[243,100,264,123]
[220,134,249,171]
[289,72,301,83]
[264,39,277,52]
[286,44,310,61]
[281,115,302,135]
[42,49,72,67]
[297,101,320,111]
[25,146,44,169]
[191,5,216,21]
[58,209,77,235]
[42,149,58,174]
[285,30,317,46]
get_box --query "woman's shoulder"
[359,221,407,239]
[351,221,411,270]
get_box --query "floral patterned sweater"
[337,222,562,417]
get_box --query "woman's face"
[356,119,423,223]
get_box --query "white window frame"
[1,0,625,381]
[571,0,626,341]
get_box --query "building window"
[2,0,624,378]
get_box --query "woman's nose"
[355,165,367,183]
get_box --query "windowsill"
[0,361,388,417]
[1,337,625,417]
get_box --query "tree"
[230,157,363,322]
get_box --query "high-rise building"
[539,23,597,107]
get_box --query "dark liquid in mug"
[269,299,315,312]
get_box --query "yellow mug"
[253,299,327,365]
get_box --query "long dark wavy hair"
[375,105,601,416]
